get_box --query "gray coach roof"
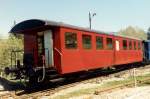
[10,19,107,34]
[10,19,141,40]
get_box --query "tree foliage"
[0,34,23,68]
[118,26,147,40]
[147,27,150,40]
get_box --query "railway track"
[1,64,150,98]
[94,77,150,95]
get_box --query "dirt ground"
[0,65,150,99]
[39,83,150,99]
[68,86,150,99]
[1,82,150,99]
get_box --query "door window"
[116,40,120,51]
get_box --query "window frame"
[138,41,141,50]
[106,37,113,50]
[129,40,132,50]
[82,34,92,49]
[96,36,103,50]
[123,40,128,50]
[134,41,137,50]
[65,32,77,49]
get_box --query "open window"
[96,36,103,49]
[106,38,113,50]
[138,41,141,50]
[65,32,77,49]
[123,40,127,50]
[129,41,132,50]
[82,35,92,49]
[134,41,137,50]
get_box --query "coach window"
[65,32,77,49]
[134,41,136,50]
[82,35,92,49]
[129,41,132,50]
[96,36,103,49]
[106,38,113,50]
[138,42,141,50]
[123,40,127,50]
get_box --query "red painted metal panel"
[23,26,143,75]
[58,27,143,74]
[53,28,62,73]
[59,27,115,74]
[114,36,143,65]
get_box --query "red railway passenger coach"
[9,19,143,83]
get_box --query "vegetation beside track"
[52,73,150,99]
[0,66,149,99]
[0,34,23,69]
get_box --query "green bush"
[0,34,23,69]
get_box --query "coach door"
[37,30,53,67]
[44,30,54,67]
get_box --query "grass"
[52,87,100,99]
[101,73,150,89]
[2,71,150,99]
[52,73,150,99]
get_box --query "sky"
[0,0,150,38]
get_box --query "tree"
[0,34,23,69]
[147,27,150,40]
[118,26,147,40]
